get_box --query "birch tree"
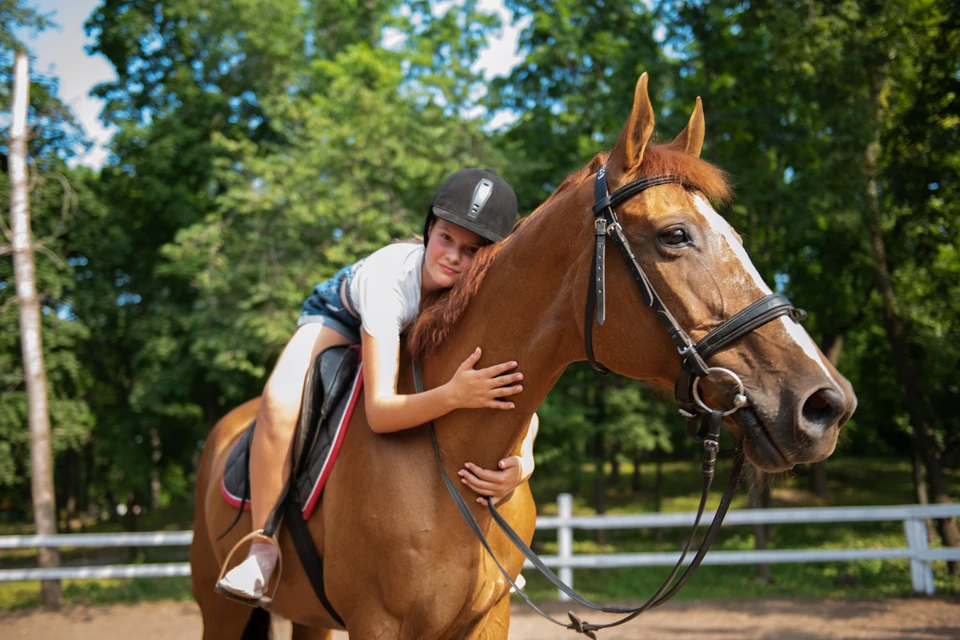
[9,50,61,607]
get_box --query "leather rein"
[416,166,807,638]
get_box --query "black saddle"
[221,344,362,521]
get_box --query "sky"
[26,0,116,169]
[23,0,526,171]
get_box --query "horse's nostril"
[802,388,844,427]
[807,391,828,410]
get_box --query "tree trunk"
[592,385,607,511]
[690,6,718,161]
[825,334,845,365]
[748,466,772,584]
[592,428,607,544]
[79,446,89,532]
[10,52,62,608]
[654,450,664,513]
[608,439,621,485]
[591,432,606,511]
[64,451,77,533]
[912,448,936,542]
[810,462,828,499]
[150,428,162,509]
[864,67,959,572]
[654,449,664,543]
[631,447,643,494]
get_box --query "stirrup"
[214,529,284,609]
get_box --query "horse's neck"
[425,201,586,467]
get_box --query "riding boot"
[217,543,278,600]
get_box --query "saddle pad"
[220,345,363,520]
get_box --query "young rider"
[217,168,539,601]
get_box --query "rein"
[415,361,744,639]
[417,166,808,637]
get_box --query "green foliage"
[535,364,675,481]
[2,0,957,544]
[0,167,98,503]
[36,0,510,514]
[0,0,52,55]
[492,0,671,213]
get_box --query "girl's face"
[422,219,488,293]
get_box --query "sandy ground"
[3,598,959,639]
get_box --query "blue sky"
[25,0,525,171]
[27,0,116,169]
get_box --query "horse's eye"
[659,228,691,247]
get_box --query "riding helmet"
[424,168,518,244]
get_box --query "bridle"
[585,165,806,442]
[419,165,808,638]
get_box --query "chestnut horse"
[190,73,856,639]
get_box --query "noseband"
[421,165,809,638]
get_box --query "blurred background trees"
[0,0,956,548]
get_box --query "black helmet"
[424,168,518,244]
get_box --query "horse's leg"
[291,623,335,640]
[462,595,511,640]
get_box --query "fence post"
[903,517,935,595]
[557,493,573,601]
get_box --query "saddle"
[217,344,361,622]
[221,344,363,520]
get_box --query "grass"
[2,457,958,611]
[0,577,194,611]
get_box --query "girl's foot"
[217,543,278,600]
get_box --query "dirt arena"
[3,597,959,639]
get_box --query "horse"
[189,73,857,639]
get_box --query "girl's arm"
[460,412,540,505]
[362,329,525,434]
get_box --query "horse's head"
[576,74,856,472]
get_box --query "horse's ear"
[608,73,655,173]
[666,97,705,158]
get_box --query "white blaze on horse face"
[692,194,771,295]
[691,195,840,390]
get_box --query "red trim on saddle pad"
[220,473,248,511]
[219,351,364,520]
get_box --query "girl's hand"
[458,457,525,505]
[445,347,524,410]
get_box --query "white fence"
[2,499,959,598]
[537,496,960,599]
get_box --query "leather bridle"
[585,165,806,441]
[420,165,809,638]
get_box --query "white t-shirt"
[348,242,425,341]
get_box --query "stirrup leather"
[214,529,284,609]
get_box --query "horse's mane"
[407,145,732,359]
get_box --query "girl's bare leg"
[218,322,352,598]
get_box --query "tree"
[1,0,95,605]
[72,0,509,513]
[793,0,959,567]
[9,50,61,607]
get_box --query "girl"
[218,168,538,601]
